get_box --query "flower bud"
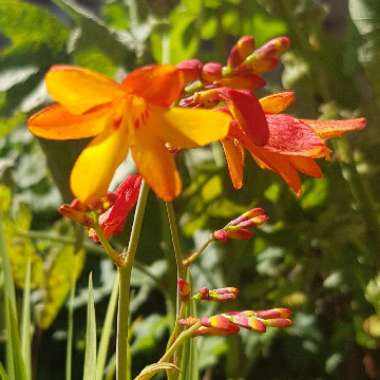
[230,208,269,227]
[178,278,190,299]
[226,312,267,333]
[217,73,266,90]
[201,62,223,83]
[264,318,293,328]
[254,308,292,319]
[194,325,240,336]
[59,200,93,227]
[177,59,203,83]
[228,36,255,68]
[193,287,239,302]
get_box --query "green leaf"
[20,257,32,380]
[96,273,118,380]
[53,0,136,66]
[36,245,85,329]
[66,280,76,380]
[4,297,28,380]
[83,273,97,380]
[0,362,9,380]
[0,0,68,56]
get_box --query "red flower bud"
[228,36,255,68]
[193,287,239,302]
[264,318,293,328]
[202,62,223,83]
[255,308,292,319]
[59,200,93,227]
[177,59,203,83]
[178,278,190,299]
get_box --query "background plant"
[1,0,380,379]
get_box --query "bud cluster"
[179,308,292,336]
[213,207,269,242]
[193,287,239,302]
[177,35,291,97]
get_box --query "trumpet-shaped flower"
[185,88,365,194]
[28,65,230,204]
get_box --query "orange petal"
[122,64,184,107]
[259,92,295,114]
[289,156,322,178]
[70,125,129,205]
[45,65,124,114]
[150,106,230,148]
[218,88,269,146]
[250,147,302,195]
[264,114,327,157]
[301,118,366,139]
[222,138,245,189]
[28,104,111,140]
[130,127,181,201]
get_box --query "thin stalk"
[183,239,213,267]
[96,273,119,380]
[65,280,76,380]
[116,181,149,380]
[21,257,32,380]
[92,225,124,267]
[159,322,201,364]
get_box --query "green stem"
[183,238,213,267]
[92,224,124,266]
[159,322,201,364]
[117,181,149,380]
[165,202,186,280]
[65,280,75,380]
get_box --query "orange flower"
[221,91,366,194]
[28,65,230,204]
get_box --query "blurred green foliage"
[1,0,380,379]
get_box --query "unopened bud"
[217,72,266,90]
[230,208,269,227]
[226,313,267,333]
[202,62,223,83]
[59,200,93,227]
[213,227,254,241]
[242,36,290,74]
[177,59,203,83]
[264,318,293,328]
[178,278,190,299]
[194,325,240,336]
[254,308,291,319]
[228,36,255,68]
[193,287,239,302]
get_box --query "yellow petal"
[46,65,124,114]
[130,127,181,201]
[150,106,231,148]
[28,104,112,140]
[70,125,129,204]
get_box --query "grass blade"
[96,273,119,380]
[21,257,32,380]
[0,362,9,380]
[5,297,28,380]
[66,279,76,380]
[83,273,97,380]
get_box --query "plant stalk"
[116,181,149,380]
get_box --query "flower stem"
[117,181,149,380]
[159,322,201,364]
[183,238,214,267]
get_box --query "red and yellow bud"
[254,308,292,319]
[228,35,256,68]
[217,72,266,90]
[59,199,93,227]
[264,318,293,328]
[201,62,223,83]
[178,278,191,299]
[177,59,203,83]
[193,287,239,302]
[194,325,240,336]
